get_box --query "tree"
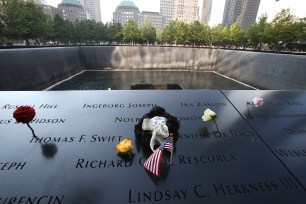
[295,17,306,50]
[210,25,223,46]
[246,15,268,49]
[159,23,174,44]
[0,0,28,41]
[156,30,163,44]
[74,20,96,44]
[24,1,50,45]
[246,23,259,48]
[229,22,245,48]
[106,22,123,44]
[53,15,66,43]
[122,19,140,44]
[221,25,230,47]
[188,21,210,46]
[140,20,156,45]
[95,22,107,43]
[43,15,55,43]
[0,0,51,44]
[257,15,269,49]
[271,8,299,50]
[176,21,189,45]
[162,20,189,45]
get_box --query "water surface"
[48,70,254,90]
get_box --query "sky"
[47,0,306,25]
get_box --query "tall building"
[173,0,199,24]
[58,0,87,22]
[201,0,213,24]
[160,0,175,28]
[41,5,61,18]
[80,0,101,22]
[222,0,261,30]
[113,1,163,30]
[142,11,163,30]
[160,0,199,27]
[113,1,141,27]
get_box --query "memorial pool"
[47,70,255,90]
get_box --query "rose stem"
[213,119,219,132]
[26,123,39,140]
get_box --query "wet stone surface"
[1,90,306,203]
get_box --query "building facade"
[173,0,199,24]
[114,0,199,29]
[113,1,163,30]
[58,0,87,22]
[142,11,163,30]
[160,0,199,28]
[222,0,261,30]
[113,1,141,26]
[201,0,213,24]
[41,5,61,18]
[160,0,175,28]
[80,0,101,22]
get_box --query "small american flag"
[144,135,174,177]
[164,134,174,152]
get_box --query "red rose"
[13,106,36,123]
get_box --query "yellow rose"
[115,139,133,154]
[202,108,217,121]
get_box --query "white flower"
[253,97,264,107]
[202,108,217,121]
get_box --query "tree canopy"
[0,1,305,52]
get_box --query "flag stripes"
[143,135,174,177]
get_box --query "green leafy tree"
[271,8,299,50]
[43,15,55,43]
[24,1,49,45]
[246,15,269,49]
[95,22,107,43]
[64,20,74,44]
[295,17,306,50]
[188,21,200,46]
[0,1,6,40]
[156,30,163,44]
[257,15,269,49]
[261,21,274,49]
[176,21,189,45]
[162,20,189,45]
[210,25,223,46]
[53,14,66,43]
[159,23,173,44]
[74,20,96,44]
[229,22,245,48]
[221,25,230,47]
[140,20,156,45]
[122,19,140,44]
[161,20,181,45]
[0,0,51,45]
[188,21,211,46]
[0,0,28,41]
[246,23,259,48]
[106,22,123,44]
[53,15,73,44]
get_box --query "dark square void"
[47,70,255,90]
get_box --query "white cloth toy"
[142,116,167,130]
[142,117,169,152]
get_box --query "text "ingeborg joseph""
[83,103,156,109]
